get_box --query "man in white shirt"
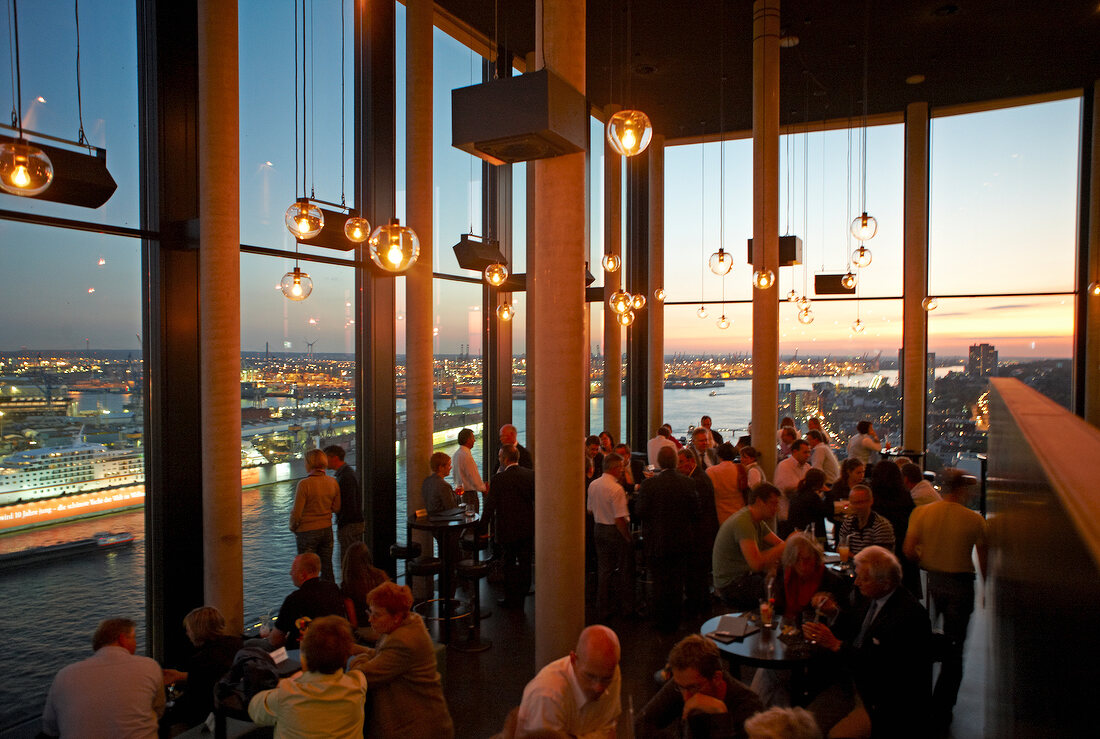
[806,430,840,485]
[901,463,941,506]
[586,453,634,620]
[517,625,622,738]
[452,427,486,513]
[42,618,165,739]
[647,425,677,466]
[774,439,811,496]
[846,420,882,465]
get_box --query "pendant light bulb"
[797,307,815,325]
[653,287,666,303]
[696,306,709,319]
[851,318,865,334]
[368,219,420,273]
[601,253,622,273]
[850,212,878,241]
[841,271,858,289]
[922,297,939,311]
[1089,281,1100,296]
[716,314,730,330]
[344,216,371,243]
[280,266,313,301]
[708,248,733,276]
[852,245,873,268]
[0,140,53,196]
[285,199,324,239]
[484,263,509,287]
[616,310,636,327]
[631,293,647,311]
[605,110,654,157]
[752,269,776,290]
[608,289,632,315]
[786,289,799,303]
[496,302,515,321]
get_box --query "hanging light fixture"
[841,271,858,289]
[850,212,877,241]
[604,4,652,157]
[852,244,872,268]
[601,253,622,273]
[922,296,939,311]
[631,293,646,310]
[484,263,509,287]
[496,302,515,321]
[608,289,632,315]
[708,247,733,276]
[851,318,865,334]
[280,265,313,301]
[716,314,730,330]
[1088,281,1100,296]
[653,287,666,302]
[0,1,52,196]
[797,306,815,325]
[616,310,636,327]
[697,305,709,319]
[786,289,799,303]
[344,215,370,243]
[850,0,877,243]
[368,219,420,272]
[752,269,776,290]
[285,199,324,238]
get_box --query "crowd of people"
[40,417,987,738]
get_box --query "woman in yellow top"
[290,448,341,582]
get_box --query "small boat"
[0,531,135,570]
[709,390,718,396]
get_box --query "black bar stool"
[452,558,492,652]
[389,542,424,587]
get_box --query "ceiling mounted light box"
[746,235,802,268]
[452,69,588,165]
[0,135,116,208]
[814,274,857,295]
[452,233,506,271]
[296,207,368,251]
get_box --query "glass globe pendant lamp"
[653,287,666,302]
[852,245,872,268]
[797,307,815,325]
[752,268,776,290]
[616,310,636,327]
[922,297,939,311]
[605,110,653,157]
[786,289,799,303]
[850,212,878,241]
[0,140,53,196]
[708,248,733,276]
[716,314,730,330]
[601,253,622,273]
[484,263,509,287]
[496,302,515,321]
[280,266,313,301]
[696,305,709,319]
[344,216,370,243]
[841,271,858,289]
[368,219,420,272]
[285,199,324,239]
[1089,281,1100,296]
[608,289,632,315]
[851,318,865,334]
[631,293,646,311]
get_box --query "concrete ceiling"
[436,0,1100,138]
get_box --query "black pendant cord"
[9,0,22,134]
[74,0,87,146]
[293,0,299,199]
[339,0,344,206]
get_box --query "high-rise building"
[968,343,999,378]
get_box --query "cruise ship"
[0,444,145,506]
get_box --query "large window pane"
[0,224,145,728]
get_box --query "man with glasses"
[636,635,762,738]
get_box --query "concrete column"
[1084,81,1100,425]
[751,0,780,475]
[197,0,242,630]
[648,135,665,436]
[603,106,623,441]
[902,102,930,451]
[405,0,434,564]
[533,0,586,668]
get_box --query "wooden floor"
[441,575,990,738]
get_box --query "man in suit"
[700,415,724,446]
[687,426,719,470]
[636,446,701,631]
[498,423,533,470]
[678,447,720,616]
[803,545,931,738]
[483,443,536,608]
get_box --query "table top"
[408,511,481,531]
[700,614,819,668]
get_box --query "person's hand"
[162,668,186,685]
[810,592,838,617]
[682,692,729,719]
[802,622,842,651]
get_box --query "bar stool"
[389,542,423,587]
[452,558,492,652]
[459,536,493,618]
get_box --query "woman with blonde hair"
[290,448,341,582]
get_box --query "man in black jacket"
[636,446,701,632]
[484,443,536,608]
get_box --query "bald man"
[498,423,534,471]
[516,625,622,737]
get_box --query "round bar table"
[408,511,480,644]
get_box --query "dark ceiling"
[436,1,1100,139]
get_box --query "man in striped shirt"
[837,484,895,554]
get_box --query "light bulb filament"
[11,163,30,188]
